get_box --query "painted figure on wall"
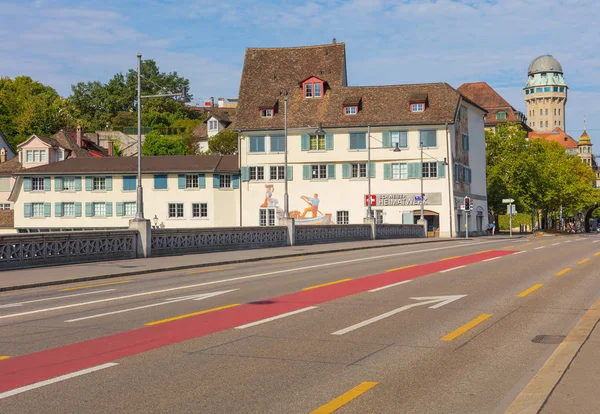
[300,194,320,218]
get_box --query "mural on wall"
[454,104,471,193]
[260,185,332,225]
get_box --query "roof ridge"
[246,43,345,51]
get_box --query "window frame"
[220,174,232,188]
[0,203,11,211]
[351,163,367,178]
[344,106,357,115]
[270,135,285,153]
[249,166,265,181]
[31,177,45,191]
[62,202,76,217]
[259,208,276,226]
[168,203,184,219]
[31,202,45,217]
[311,164,328,180]
[419,130,437,147]
[270,165,285,181]
[192,202,208,219]
[185,174,199,189]
[62,177,76,191]
[391,163,408,180]
[249,136,266,153]
[208,119,218,131]
[411,103,424,112]
[304,83,313,98]
[310,134,326,151]
[260,109,273,118]
[124,202,136,216]
[391,131,408,148]
[93,202,106,217]
[422,162,438,178]
[337,210,349,225]
[349,132,367,150]
[93,176,106,191]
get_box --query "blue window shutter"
[327,164,336,179]
[178,174,185,189]
[287,166,293,181]
[154,175,167,189]
[382,132,391,148]
[342,164,351,179]
[438,162,446,178]
[302,165,311,180]
[258,136,265,152]
[123,176,136,191]
[105,202,113,217]
[24,203,31,217]
[75,176,82,191]
[24,177,31,192]
[85,202,93,217]
[369,163,376,178]
[301,134,310,151]
[44,202,51,217]
[55,202,63,217]
[105,176,113,191]
[199,173,206,188]
[75,202,82,217]
[213,174,220,188]
[384,164,392,180]
[241,166,249,181]
[55,177,63,191]
[44,177,51,191]
[408,163,419,179]
[116,202,124,217]
[232,175,240,189]
[85,176,93,191]
[325,134,334,150]
[399,131,408,148]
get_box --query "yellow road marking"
[145,304,239,326]
[60,280,133,291]
[386,264,417,272]
[517,284,544,297]
[441,314,493,341]
[0,356,10,360]
[523,242,533,246]
[578,258,590,265]
[504,245,515,248]
[476,250,492,254]
[594,252,600,257]
[555,268,572,276]
[440,256,461,261]
[272,257,305,264]
[186,266,234,275]
[303,279,352,291]
[311,381,378,414]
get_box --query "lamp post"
[420,137,425,221]
[282,90,289,218]
[367,125,372,220]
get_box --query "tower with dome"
[524,55,568,132]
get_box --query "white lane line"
[534,246,545,250]
[439,265,466,273]
[368,280,412,292]
[235,306,318,329]
[593,240,600,244]
[483,257,501,262]
[0,363,118,400]
[551,243,560,246]
[0,239,510,321]
[513,251,526,255]
[564,240,572,243]
[0,289,117,309]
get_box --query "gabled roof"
[0,157,24,173]
[209,112,232,124]
[528,128,578,149]
[53,130,92,158]
[0,130,16,159]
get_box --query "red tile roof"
[528,128,578,149]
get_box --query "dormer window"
[260,109,273,118]
[208,120,218,131]
[496,110,507,120]
[301,76,324,99]
[343,96,361,116]
[345,106,357,115]
[409,93,428,113]
[411,103,424,112]
[259,100,277,118]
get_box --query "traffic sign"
[365,194,377,206]
[507,205,517,216]
[502,198,515,203]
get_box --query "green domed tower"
[524,55,567,132]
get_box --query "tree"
[111,111,137,131]
[207,130,238,155]
[142,130,195,156]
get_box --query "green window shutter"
[24,203,31,217]
[408,163,420,179]
[382,131,391,148]
[43,203,51,217]
[85,176,93,191]
[384,164,392,180]
[24,177,31,192]
[287,166,293,181]
[369,163,376,178]
[325,134,334,150]
[44,177,51,191]
[327,164,336,179]
[241,166,249,182]
[178,174,185,189]
[55,177,63,191]
[199,173,206,188]
[74,176,82,191]
[55,202,63,217]
[342,164,351,179]
[301,134,310,151]
[213,174,221,188]
[74,202,82,217]
[85,202,93,217]
[105,202,113,217]
[116,202,124,217]
[232,175,240,189]
[438,162,446,178]
[105,176,113,191]
[302,165,311,180]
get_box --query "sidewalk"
[0,237,479,292]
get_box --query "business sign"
[365,194,377,206]
[373,193,442,207]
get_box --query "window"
[249,166,264,181]
[454,164,460,183]
[411,103,424,112]
[93,202,106,216]
[526,89,530,95]
[391,131,408,148]
[0,203,11,210]
[62,177,75,191]
[305,83,313,98]
[345,106,357,115]
[311,164,327,179]
[93,176,106,191]
[392,163,408,179]
[259,208,276,226]
[558,109,561,115]
[544,87,551,92]
[554,108,557,115]
[536,87,543,93]
[419,130,437,147]
[0,177,11,192]
[260,109,273,118]
[464,167,472,184]
[63,202,75,217]
[270,135,285,152]
[349,132,367,150]
[168,203,184,218]
[270,166,285,180]
[462,133,469,151]
[545,120,548,127]
[553,87,558,92]
[545,108,548,116]
[208,120,218,130]
[539,109,543,116]
[192,203,208,218]
[249,136,265,153]
[31,177,45,191]
[314,83,321,98]
[559,121,561,125]
[55,150,64,162]
[310,134,326,150]
[25,150,46,163]
[220,174,232,188]
[351,163,367,178]
[533,122,535,127]
[496,111,507,120]
[32,203,45,217]
[124,202,136,216]
[337,211,349,225]
[422,162,438,178]
[154,175,168,189]
[185,174,199,188]
[530,89,534,94]
[560,87,565,92]
[123,176,136,191]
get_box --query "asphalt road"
[1,234,599,413]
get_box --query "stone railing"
[0,230,137,270]
[375,224,425,239]
[151,226,289,256]
[295,224,372,245]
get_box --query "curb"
[0,237,468,292]
[505,294,600,414]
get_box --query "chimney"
[76,125,83,147]
[332,38,336,44]
[107,140,114,157]
[218,97,225,108]
[210,97,215,108]
[0,147,6,163]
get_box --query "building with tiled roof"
[528,127,578,154]
[193,109,235,153]
[457,82,530,132]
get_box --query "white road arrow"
[331,295,467,335]
[65,289,237,323]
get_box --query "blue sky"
[1,0,599,146]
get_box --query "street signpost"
[502,198,516,237]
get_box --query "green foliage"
[111,140,124,157]
[142,130,195,156]
[111,112,137,131]
[498,213,531,230]
[207,130,239,155]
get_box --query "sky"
[1,0,599,146]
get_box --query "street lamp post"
[283,90,289,218]
[367,125,372,220]
[420,137,425,221]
